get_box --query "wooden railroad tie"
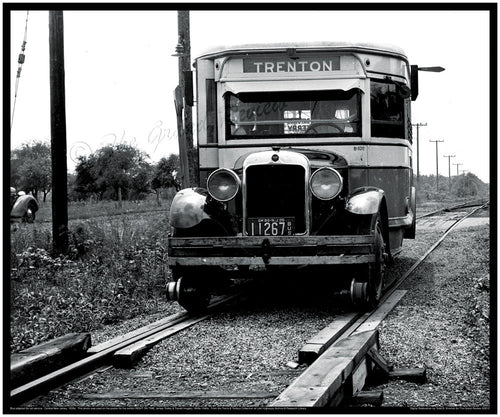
[10,333,91,389]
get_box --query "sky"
[8,7,492,183]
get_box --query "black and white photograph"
[6,3,494,412]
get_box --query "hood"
[233,147,348,171]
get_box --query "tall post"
[49,11,68,254]
[412,122,427,185]
[429,139,444,192]
[453,162,463,176]
[443,154,455,191]
[175,10,196,187]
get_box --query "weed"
[10,210,172,352]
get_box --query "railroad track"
[9,290,247,406]
[416,198,488,219]
[271,201,489,407]
[9,201,489,408]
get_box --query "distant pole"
[453,162,463,176]
[49,11,68,254]
[443,154,455,191]
[429,139,444,191]
[412,122,427,185]
[460,169,470,196]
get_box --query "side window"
[370,80,406,138]
[206,79,217,143]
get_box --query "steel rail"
[272,201,489,407]
[9,292,241,407]
[342,200,488,343]
[416,199,488,219]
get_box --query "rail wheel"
[166,272,210,313]
[351,214,387,309]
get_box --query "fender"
[169,188,211,229]
[169,188,238,237]
[11,195,38,218]
[345,187,385,215]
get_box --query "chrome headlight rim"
[309,167,343,200]
[207,168,241,202]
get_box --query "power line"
[11,11,30,132]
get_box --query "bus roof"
[196,41,408,61]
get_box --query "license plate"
[247,217,295,236]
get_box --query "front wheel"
[351,214,387,309]
[166,269,210,313]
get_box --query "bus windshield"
[226,89,361,139]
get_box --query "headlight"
[207,168,241,202]
[309,167,343,200]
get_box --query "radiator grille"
[245,165,306,233]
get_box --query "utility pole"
[429,139,444,192]
[453,162,463,176]
[443,154,455,191]
[174,10,196,188]
[460,169,470,196]
[412,122,427,185]
[49,10,68,254]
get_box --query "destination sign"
[243,57,341,73]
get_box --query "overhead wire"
[11,11,30,132]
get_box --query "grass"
[10,208,172,353]
[35,192,176,223]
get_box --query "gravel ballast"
[19,211,490,411]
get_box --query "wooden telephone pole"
[429,139,444,192]
[412,122,427,185]
[49,10,68,254]
[174,10,197,187]
[443,154,455,191]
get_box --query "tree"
[151,154,180,206]
[73,144,151,203]
[129,160,153,200]
[74,154,105,200]
[11,140,52,201]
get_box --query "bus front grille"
[245,164,306,234]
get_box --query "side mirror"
[410,65,419,101]
[184,70,193,106]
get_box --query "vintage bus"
[166,42,421,312]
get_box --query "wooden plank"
[298,312,358,364]
[10,294,236,406]
[351,390,384,406]
[366,348,393,374]
[351,357,369,396]
[170,235,373,247]
[389,367,427,383]
[169,254,374,266]
[351,290,407,336]
[80,390,278,400]
[21,333,91,354]
[270,330,379,408]
[113,315,210,368]
[11,333,91,388]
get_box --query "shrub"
[10,212,171,352]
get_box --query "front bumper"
[167,235,375,267]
